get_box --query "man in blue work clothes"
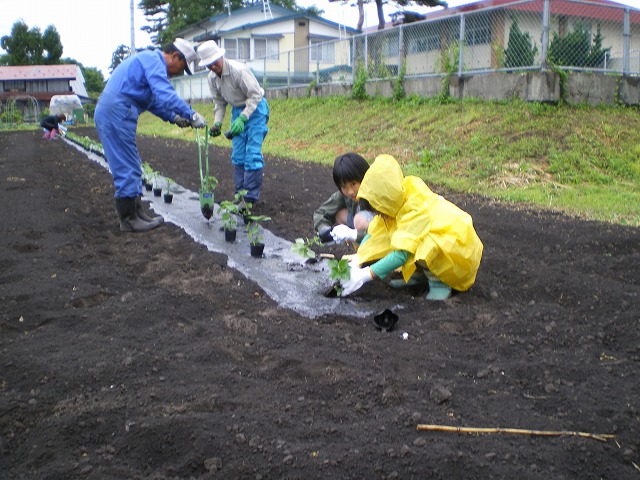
[197,40,269,207]
[95,38,206,232]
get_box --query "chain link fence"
[174,0,640,99]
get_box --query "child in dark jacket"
[313,152,375,245]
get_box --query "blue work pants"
[95,101,142,198]
[230,98,269,202]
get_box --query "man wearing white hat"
[197,40,269,206]
[95,39,207,232]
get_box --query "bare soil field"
[1,128,638,479]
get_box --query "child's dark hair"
[332,152,369,189]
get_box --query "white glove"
[191,112,207,128]
[331,224,358,243]
[340,266,373,297]
[348,256,360,269]
[173,114,190,128]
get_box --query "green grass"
[111,97,640,227]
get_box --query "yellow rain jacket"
[357,155,483,292]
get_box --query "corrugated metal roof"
[0,64,79,81]
[426,0,640,21]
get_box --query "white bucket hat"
[197,40,226,67]
[173,38,196,75]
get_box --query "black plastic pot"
[224,228,237,243]
[250,243,265,258]
[373,309,399,332]
[163,193,173,204]
[145,183,153,191]
[153,187,162,197]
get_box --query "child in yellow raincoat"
[341,154,483,300]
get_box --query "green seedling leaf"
[246,215,271,245]
[328,258,351,281]
[217,200,239,230]
[291,238,316,259]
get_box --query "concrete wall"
[264,72,640,106]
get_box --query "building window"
[408,33,440,53]
[4,80,26,91]
[310,40,335,64]
[224,38,250,60]
[255,38,279,60]
[465,16,491,46]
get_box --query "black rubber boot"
[135,196,164,226]
[115,197,161,232]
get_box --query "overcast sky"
[1,0,639,77]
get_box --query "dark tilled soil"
[1,128,638,480]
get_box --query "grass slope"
[137,97,640,226]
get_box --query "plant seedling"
[165,177,175,194]
[291,236,323,259]
[246,215,271,246]
[325,258,351,297]
[218,200,239,231]
[201,175,219,192]
[142,162,154,186]
[199,175,218,220]
[163,177,175,203]
[217,189,248,231]
[196,128,218,220]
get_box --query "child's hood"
[357,154,404,217]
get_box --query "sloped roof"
[426,0,640,22]
[179,5,359,38]
[0,64,80,81]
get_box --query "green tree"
[549,21,611,68]
[110,44,132,73]
[0,20,44,65]
[586,24,610,67]
[81,66,105,98]
[329,0,446,32]
[42,25,63,64]
[504,17,538,68]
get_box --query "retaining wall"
[264,72,640,106]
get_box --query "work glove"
[191,112,207,129]
[229,114,248,137]
[340,265,373,297]
[209,122,222,137]
[331,224,358,243]
[173,114,191,128]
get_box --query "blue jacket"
[100,49,193,122]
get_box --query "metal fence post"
[287,51,291,88]
[351,35,356,78]
[364,35,369,72]
[458,14,465,76]
[263,57,267,87]
[540,0,550,70]
[398,25,404,75]
[623,8,631,75]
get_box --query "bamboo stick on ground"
[416,424,615,442]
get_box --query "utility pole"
[130,0,136,55]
